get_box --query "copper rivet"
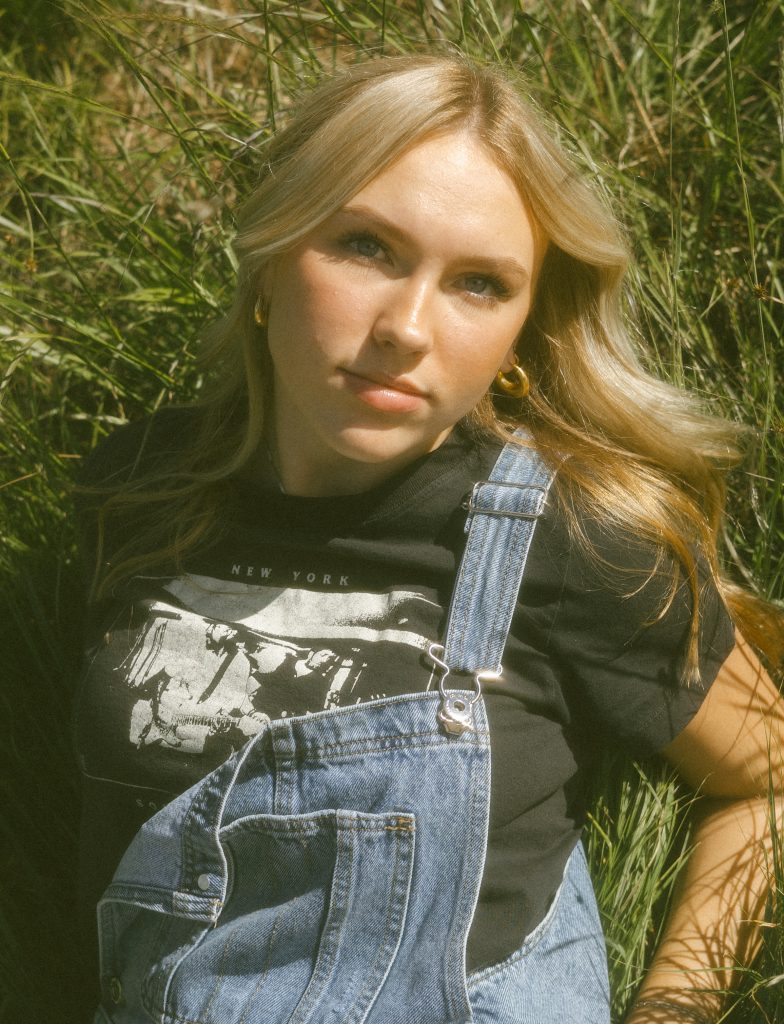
[109,977,123,1004]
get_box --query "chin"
[330,424,443,466]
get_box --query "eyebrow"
[338,203,531,285]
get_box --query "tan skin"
[261,129,783,1022]
[627,636,784,1023]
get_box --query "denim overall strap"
[443,433,558,675]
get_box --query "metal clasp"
[427,643,496,737]
[461,480,548,519]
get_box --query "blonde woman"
[76,54,783,1024]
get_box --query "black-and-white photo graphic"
[96,573,441,759]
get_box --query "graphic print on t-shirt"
[81,571,442,771]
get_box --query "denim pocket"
[99,809,415,1024]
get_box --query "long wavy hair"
[86,52,782,678]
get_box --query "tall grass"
[1,1,781,1021]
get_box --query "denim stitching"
[197,921,238,1022]
[181,806,199,895]
[447,739,489,1020]
[443,437,555,674]
[235,934,272,1024]
[491,516,528,659]
[287,731,490,761]
[288,815,356,1023]
[141,910,184,1017]
[224,814,414,836]
[348,824,414,1023]
[458,516,489,666]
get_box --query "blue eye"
[464,275,491,294]
[341,232,386,260]
[461,274,509,300]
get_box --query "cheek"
[272,266,372,360]
[267,291,326,373]
[446,316,527,383]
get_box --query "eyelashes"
[460,273,510,300]
[337,230,389,262]
[334,229,512,305]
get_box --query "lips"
[345,369,425,396]
[339,368,427,412]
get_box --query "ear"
[499,346,518,374]
[257,262,276,305]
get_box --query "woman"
[76,54,783,1023]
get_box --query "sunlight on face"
[264,129,543,495]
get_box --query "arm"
[626,633,784,1023]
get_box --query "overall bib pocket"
[97,809,416,1024]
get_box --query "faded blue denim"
[93,436,611,1023]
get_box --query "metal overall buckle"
[427,643,500,737]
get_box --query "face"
[264,129,542,495]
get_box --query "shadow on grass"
[0,526,95,1023]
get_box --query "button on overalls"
[93,438,611,1024]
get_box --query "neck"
[273,442,423,497]
[261,418,452,498]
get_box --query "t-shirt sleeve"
[518,504,736,755]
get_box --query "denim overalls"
[93,437,611,1024]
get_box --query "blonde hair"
[87,52,782,676]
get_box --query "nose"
[371,275,435,355]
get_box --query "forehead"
[343,129,537,257]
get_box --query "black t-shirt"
[73,408,735,978]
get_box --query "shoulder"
[531,504,676,592]
[517,498,736,750]
[76,405,200,489]
[526,499,731,645]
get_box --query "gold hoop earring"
[495,360,530,399]
[254,296,267,327]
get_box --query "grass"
[0,1,782,1021]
